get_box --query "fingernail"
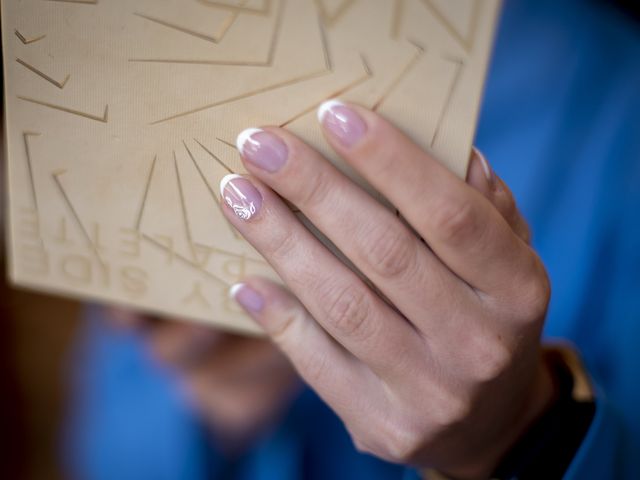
[219,174,263,221]
[473,147,495,188]
[318,99,367,148]
[230,283,265,313]
[237,128,289,173]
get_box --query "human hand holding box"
[2,0,501,333]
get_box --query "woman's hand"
[222,101,555,478]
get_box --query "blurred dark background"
[614,0,640,21]
[0,21,81,478]
[0,264,80,479]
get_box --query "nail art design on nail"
[220,174,262,221]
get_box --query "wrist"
[487,353,559,478]
[428,350,558,480]
[489,345,596,479]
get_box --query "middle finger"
[219,174,423,377]
[235,127,476,331]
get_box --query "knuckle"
[352,434,390,462]
[497,186,531,242]
[351,407,428,464]
[513,258,551,322]
[352,437,368,454]
[269,305,306,344]
[320,282,371,340]
[518,221,532,244]
[298,348,333,386]
[346,423,383,458]
[372,403,428,463]
[357,119,399,173]
[430,197,479,246]
[470,341,512,384]
[524,280,551,321]
[446,397,472,426]
[430,393,471,430]
[362,223,416,279]
[298,168,332,209]
[493,180,532,244]
[268,227,299,263]
[384,421,423,462]
[496,184,517,219]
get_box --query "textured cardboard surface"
[2,0,501,334]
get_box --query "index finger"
[318,100,541,298]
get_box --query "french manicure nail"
[237,128,289,173]
[317,99,367,148]
[230,283,265,313]
[220,174,263,221]
[473,147,495,188]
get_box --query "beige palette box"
[2,0,501,334]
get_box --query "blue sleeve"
[62,306,214,480]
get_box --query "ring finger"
[219,174,425,378]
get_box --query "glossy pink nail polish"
[237,128,289,173]
[473,147,495,188]
[219,174,263,221]
[230,283,264,313]
[318,99,367,148]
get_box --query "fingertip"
[219,173,244,198]
[236,127,263,156]
[229,281,265,314]
[317,99,368,148]
[230,277,307,335]
[317,98,346,124]
[474,147,495,186]
[228,282,245,300]
[467,148,495,196]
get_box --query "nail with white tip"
[229,282,265,313]
[219,173,262,221]
[236,128,263,155]
[236,127,288,173]
[317,99,367,148]
[472,147,495,188]
[317,99,346,123]
[229,282,245,300]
